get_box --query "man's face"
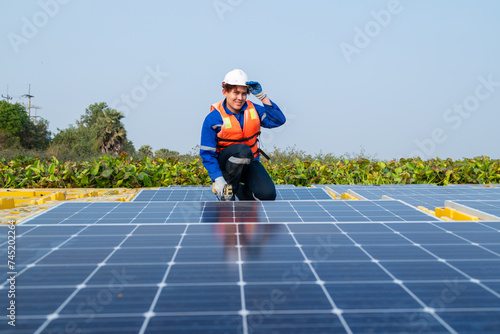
[223,86,248,113]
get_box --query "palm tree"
[96,109,127,153]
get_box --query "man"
[200,69,286,200]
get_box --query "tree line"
[0,101,180,161]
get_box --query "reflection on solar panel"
[133,187,334,202]
[2,185,500,333]
[17,200,438,226]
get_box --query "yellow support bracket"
[435,207,479,221]
[417,206,436,217]
[0,198,15,210]
[0,191,36,197]
[340,193,358,200]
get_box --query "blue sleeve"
[255,99,286,129]
[200,112,223,181]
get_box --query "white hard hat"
[223,69,248,86]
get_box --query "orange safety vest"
[210,100,261,158]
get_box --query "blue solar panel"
[21,200,436,226]
[133,187,333,202]
[317,184,438,197]
[2,185,500,333]
[349,186,500,200]
[3,216,500,333]
[315,186,500,209]
[132,188,216,201]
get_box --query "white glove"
[213,176,227,196]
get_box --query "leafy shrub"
[0,155,498,188]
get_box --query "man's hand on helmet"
[246,81,267,100]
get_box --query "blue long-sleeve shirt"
[200,99,286,181]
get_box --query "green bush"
[0,155,498,188]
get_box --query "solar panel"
[385,194,500,210]
[132,188,216,202]
[348,186,500,201]
[132,187,333,202]
[316,184,438,198]
[18,200,438,226]
[3,183,500,333]
[323,186,500,210]
[164,185,210,188]
[3,210,500,333]
[274,188,333,200]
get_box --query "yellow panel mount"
[0,198,15,210]
[417,206,437,217]
[435,207,479,221]
[340,193,359,200]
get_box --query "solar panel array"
[2,185,500,333]
[315,184,438,198]
[132,187,334,202]
[322,184,500,209]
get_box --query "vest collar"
[223,99,248,115]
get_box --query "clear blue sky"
[2,0,500,160]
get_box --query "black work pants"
[217,144,276,200]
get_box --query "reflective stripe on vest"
[210,100,261,158]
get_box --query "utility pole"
[22,84,41,123]
[1,85,12,102]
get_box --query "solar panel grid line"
[420,223,500,300]
[331,223,459,334]
[32,210,151,333]
[0,204,100,290]
[163,201,179,223]
[359,200,404,222]
[342,202,371,222]
[0,224,38,249]
[20,311,145,320]
[381,222,500,300]
[236,223,249,334]
[28,205,156,334]
[288,201,304,223]
[137,223,190,334]
[259,201,270,223]
[318,201,396,221]
[283,224,354,334]
[31,224,141,333]
[198,201,207,224]
[316,201,368,223]
[475,221,500,232]
[428,223,500,258]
